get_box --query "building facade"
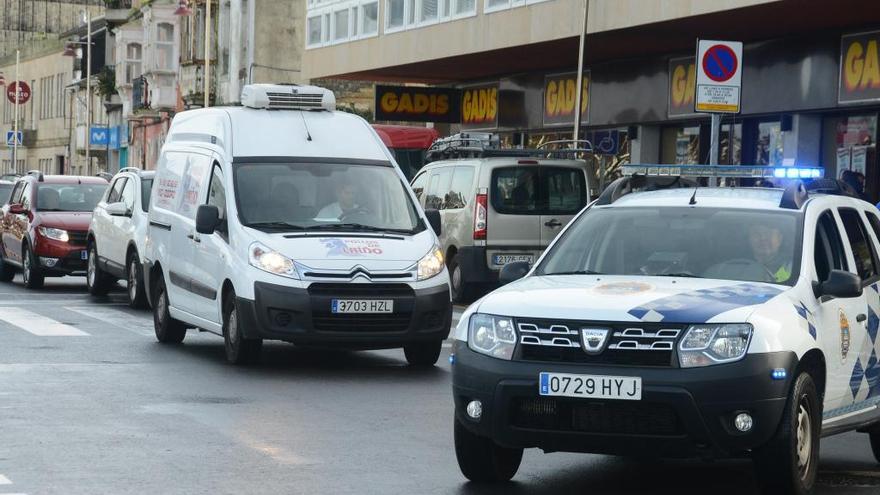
[302,0,880,199]
[0,0,103,59]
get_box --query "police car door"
[810,209,866,411]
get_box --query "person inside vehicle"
[39,188,61,211]
[317,180,359,220]
[749,223,792,283]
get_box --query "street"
[0,277,875,494]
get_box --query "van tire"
[126,252,148,309]
[404,340,442,366]
[21,245,44,290]
[454,417,522,482]
[0,247,15,282]
[753,372,820,495]
[870,428,880,463]
[87,242,111,296]
[223,290,262,365]
[449,255,475,304]
[152,275,186,344]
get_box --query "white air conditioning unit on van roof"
[240,84,336,111]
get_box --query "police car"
[451,165,880,495]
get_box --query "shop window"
[755,121,784,166]
[720,123,742,165]
[661,126,700,165]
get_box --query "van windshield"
[233,161,423,234]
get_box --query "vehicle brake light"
[474,193,487,240]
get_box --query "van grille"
[266,92,324,110]
[510,397,681,436]
[308,283,414,332]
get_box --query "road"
[0,277,878,494]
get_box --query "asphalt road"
[0,277,878,494]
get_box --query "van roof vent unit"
[240,84,336,111]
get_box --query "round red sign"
[6,81,31,105]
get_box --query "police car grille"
[510,397,681,436]
[308,283,414,332]
[515,320,683,367]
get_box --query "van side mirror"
[196,205,221,234]
[815,269,862,299]
[499,261,530,285]
[425,209,441,236]
[106,202,130,217]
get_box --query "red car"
[0,171,108,288]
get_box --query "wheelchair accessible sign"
[695,40,743,113]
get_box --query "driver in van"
[317,181,359,220]
[749,223,792,283]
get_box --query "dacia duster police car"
[451,165,880,495]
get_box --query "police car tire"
[869,429,880,463]
[223,290,262,365]
[403,340,442,366]
[454,417,522,482]
[754,372,820,495]
[0,248,15,282]
[153,276,186,344]
[87,242,112,296]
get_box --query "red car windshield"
[37,184,106,212]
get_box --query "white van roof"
[165,106,391,162]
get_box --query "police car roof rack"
[801,178,859,198]
[595,174,698,205]
[26,170,44,182]
[779,181,809,210]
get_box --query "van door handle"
[187,233,201,243]
[544,219,562,228]
[857,313,867,323]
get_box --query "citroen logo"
[581,328,610,355]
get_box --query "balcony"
[105,0,134,24]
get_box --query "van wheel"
[449,255,475,304]
[404,340,442,366]
[152,275,186,344]
[126,252,148,309]
[870,428,880,463]
[223,290,262,365]
[86,242,111,296]
[0,247,15,282]
[454,417,522,482]
[21,245,44,290]
[753,372,821,495]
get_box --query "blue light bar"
[622,164,825,180]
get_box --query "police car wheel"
[454,417,522,482]
[869,428,880,463]
[403,340,442,366]
[222,290,262,365]
[754,372,820,495]
[152,275,186,344]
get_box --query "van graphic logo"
[580,328,610,355]
[321,238,384,257]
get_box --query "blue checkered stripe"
[849,283,880,401]
[627,283,784,323]
[794,301,817,340]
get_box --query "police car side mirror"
[499,261,530,285]
[815,270,862,299]
[196,204,221,234]
[106,202,129,217]
[425,209,441,236]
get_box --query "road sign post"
[695,40,743,184]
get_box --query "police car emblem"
[839,309,851,361]
[581,328,610,355]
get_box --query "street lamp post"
[12,49,19,174]
[204,0,212,108]
[85,10,92,175]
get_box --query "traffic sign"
[695,40,742,113]
[592,130,620,155]
[6,81,31,105]
[5,131,22,147]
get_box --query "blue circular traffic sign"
[702,45,738,83]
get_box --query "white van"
[144,84,451,366]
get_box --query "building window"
[454,0,475,16]
[56,74,65,118]
[156,23,175,71]
[333,9,349,40]
[126,43,142,84]
[307,15,323,46]
[362,2,378,35]
[386,0,405,30]
[420,0,438,21]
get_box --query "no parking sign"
[695,40,743,113]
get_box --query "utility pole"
[85,10,92,174]
[12,49,19,174]
[204,0,212,108]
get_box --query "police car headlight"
[248,242,299,279]
[417,245,444,281]
[679,324,752,368]
[468,313,517,360]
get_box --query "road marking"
[0,475,11,485]
[0,308,89,336]
[63,306,154,337]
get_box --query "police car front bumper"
[452,342,797,459]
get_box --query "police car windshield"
[538,207,802,286]
[233,161,422,234]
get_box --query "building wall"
[0,0,104,59]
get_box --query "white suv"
[87,167,155,308]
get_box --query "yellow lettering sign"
[844,39,880,91]
[462,87,497,125]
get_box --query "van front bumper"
[235,281,452,348]
[452,342,796,459]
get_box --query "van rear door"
[487,165,542,267]
[539,165,588,246]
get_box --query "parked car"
[0,180,15,205]
[144,84,452,366]
[412,136,591,303]
[87,167,154,307]
[0,171,108,288]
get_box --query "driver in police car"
[748,223,792,283]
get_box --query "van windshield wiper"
[652,272,701,278]
[245,221,308,231]
[544,269,603,276]
[308,223,416,235]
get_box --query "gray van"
[411,145,591,302]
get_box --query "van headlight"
[417,245,444,281]
[248,242,299,279]
[468,313,517,360]
[39,227,69,242]
[679,324,753,368]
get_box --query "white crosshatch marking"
[0,308,89,336]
